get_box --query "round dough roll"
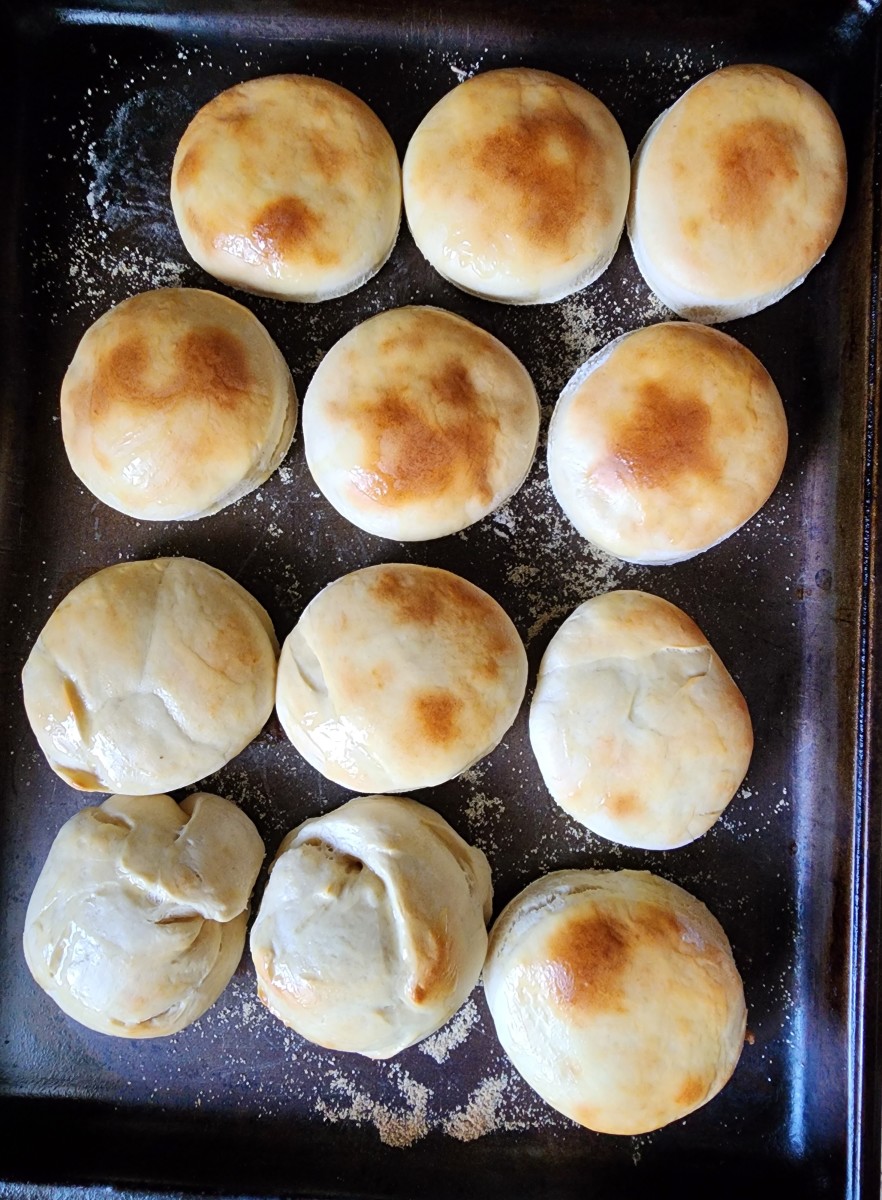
[60,288,297,521]
[483,869,747,1134]
[547,321,788,564]
[171,74,402,302]
[529,590,753,849]
[628,64,847,323]
[303,306,539,540]
[250,793,492,1058]
[276,562,527,792]
[24,792,265,1038]
[22,557,278,794]
[403,68,630,303]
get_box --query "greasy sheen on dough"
[171,74,401,302]
[250,794,492,1058]
[23,792,265,1038]
[484,869,747,1134]
[403,68,630,303]
[22,557,278,795]
[61,288,297,521]
[547,322,788,564]
[276,563,527,792]
[529,590,753,849]
[628,64,847,323]
[303,306,539,540]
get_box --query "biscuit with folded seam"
[171,74,401,302]
[21,557,278,795]
[483,868,747,1134]
[250,793,492,1058]
[23,791,265,1038]
[60,288,297,521]
[529,589,753,849]
[275,562,527,792]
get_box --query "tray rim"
[1,2,881,1198]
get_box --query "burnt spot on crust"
[370,567,503,635]
[345,360,497,508]
[547,909,632,1013]
[474,102,605,253]
[410,927,455,1004]
[87,324,256,420]
[178,327,253,405]
[709,117,801,230]
[606,793,642,820]
[413,688,464,746]
[174,144,204,190]
[251,196,340,268]
[547,900,689,1015]
[90,337,151,415]
[605,381,715,489]
[674,1074,709,1108]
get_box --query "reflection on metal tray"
[0,1,880,1197]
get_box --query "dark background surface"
[0,1,880,1197]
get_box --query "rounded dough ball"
[628,64,847,323]
[547,321,788,564]
[303,305,539,540]
[21,557,279,794]
[529,590,753,849]
[23,792,265,1038]
[483,868,747,1134]
[250,794,492,1058]
[403,67,630,303]
[60,288,298,521]
[276,562,527,792]
[171,74,402,302]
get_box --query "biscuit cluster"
[22,63,845,1137]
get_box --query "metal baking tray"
[1,1,880,1197]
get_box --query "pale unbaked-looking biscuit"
[250,794,492,1058]
[529,590,753,849]
[547,322,788,564]
[171,74,401,302]
[303,306,540,540]
[23,792,265,1038]
[21,557,278,794]
[60,288,297,521]
[628,64,847,323]
[483,869,747,1135]
[276,563,527,792]
[403,68,630,303]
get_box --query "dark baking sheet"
[1,1,880,1197]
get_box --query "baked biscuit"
[22,557,278,794]
[303,306,539,540]
[61,288,297,521]
[547,322,788,563]
[484,869,747,1134]
[171,74,401,301]
[275,563,527,792]
[529,590,753,849]
[250,794,492,1058]
[23,792,265,1038]
[403,68,630,303]
[629,64,847,322]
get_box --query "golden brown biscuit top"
[60,288,293,520]
[302,306,538,541]
[404,68,629,286]
[551,321,788,560]
[635,64,847,300]
[171,74,400,296]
